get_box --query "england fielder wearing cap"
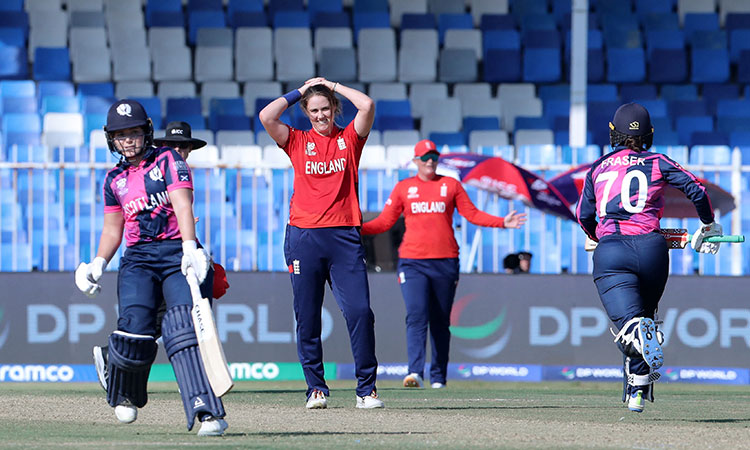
[259,78,384,409]
[74,101,228,435]
[576,103,721,413]
[361,139,526,389]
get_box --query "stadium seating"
[0,0,747,275]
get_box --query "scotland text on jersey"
[122,191,170,217]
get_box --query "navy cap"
[105,99,150,132]
[611,103,652,137]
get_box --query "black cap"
[105,99,150,132]
[154,121,207,149]
[611,103,652,137]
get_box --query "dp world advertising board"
[0,272,748,384]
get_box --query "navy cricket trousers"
[284,225,377,398]
[398,258,459,384]
[117,240,213,336]
[592,232,669,376]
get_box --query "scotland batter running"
[91,122,230,396]
[259,77,383,409]
[74,101,228,436]
[576,103,722,413]
[362,139,526,389]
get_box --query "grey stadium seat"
[439,49,477,83]
[358,29,397,82]
[368,82,407,101]
[420,98,462,138]
[201,81,240,115]
[409,82,448,119]
[116,81,155,99]
[195,47,234,82]
[318,48,358,82]
[112,45,152,82]
[152,46,193,81]
[235,27,274,81]
[313,27,353,60]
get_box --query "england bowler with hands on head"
[74,100,228,436]
[362,139,526,390]
[576,103,722,413]
[259,77,384,410]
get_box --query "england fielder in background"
[259,77,384,410]
[361,139,526,389]
[576,103,722,413]
[74,101,228,435]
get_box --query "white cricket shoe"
[628,389,645,413]
[305,389,328,409]
[114,400,137,424]
[92,345,108,391]
[431,382,446,389]
[356,391,384,409]
[198,416,228,436]
[403,373,424,388]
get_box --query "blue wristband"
[282,89,301,105]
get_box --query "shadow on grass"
[224,431,433,437]
[655,418,750,424]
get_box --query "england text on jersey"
[411,201,446,214]
[304,158,347,175]
[122,191,170,217]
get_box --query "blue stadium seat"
[308,0,342,14]
[0,11,28,40]
[166,97,202,117]
[668,99,707,125]
[729,30,750,62]
[689,30,727,50]
[479,14,516,31]
[146,0,184,27]
[483,49,521,82]
[352,0,388,12]
[437,13,473,44]
[311,11,350,28]
[2,97,36,114]
[520,13,557,32]
[273,10,310,28]
[620,84,658,102]
[0,27,25,47]
[401,13,437,29]
[189,10,226,45]
[230,11,267,27]
[675,115,714,145]
[702,83,740,114]
[464,116,500,134]
[690,131,728,146]
[78,83,115,98]
[691,49,730,83]
[209,98,249,131]
[129,97,163,129]
[523,48,561,82]
[683,13,719,35]
[716,99,750,117]
[660,83,698,100]
[640,12,680,31]
[635,0,673,14]
[188,0,223,11]
[375,99,413,131]
[538,84,569,101]
[738,50,750,83]
[352,11,390,43]
[606,48,645,83]
[430,131,466,147]
[524,29,560,48]
[645,30,685,57]
[587,84,618,101]
[0,46,28,80]
[41,96,80,114]
[268,0,304,16]
[726,13,750,32]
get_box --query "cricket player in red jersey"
[362,139,526,389]
[259,77,384,409]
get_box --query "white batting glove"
[181,240,210,284]
[74,256,107,298]
[691,221,723,254]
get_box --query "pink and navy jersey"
[103,146,193,247]
[576,147,714,241]
[282,121,367,228]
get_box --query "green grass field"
[1,380,748,449]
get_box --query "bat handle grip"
[704,235,745,243]
[185,266,203,300]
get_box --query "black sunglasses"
[417,153,439,162]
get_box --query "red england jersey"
[282,122,366,228]
[361,175,505,259]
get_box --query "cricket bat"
[185,267,234,397]
[585,229,745,251]
[659,228,745,249]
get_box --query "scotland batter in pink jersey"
[103,147,193,246]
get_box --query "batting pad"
[162,305,225,430]
[106,331,157,408]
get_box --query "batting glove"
[181,240,210,284]
[691,221,723,254]
[74,256,107,298]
